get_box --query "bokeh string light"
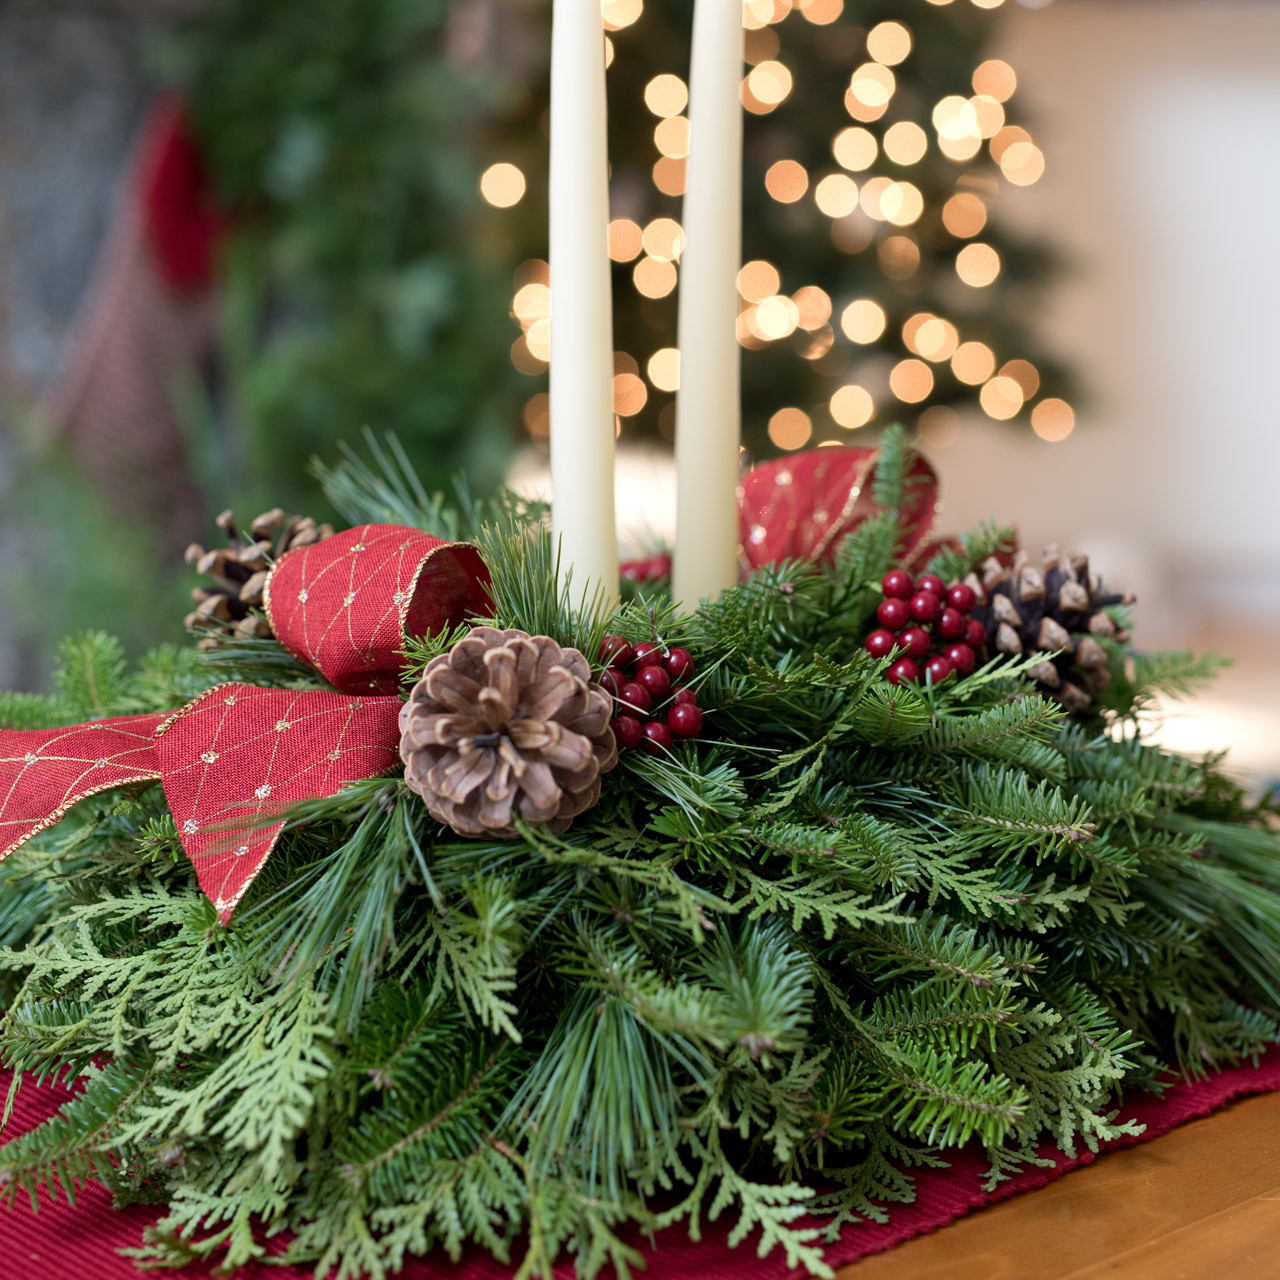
[496,0,1071,453]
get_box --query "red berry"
[667,702,704,738]
[925,655,953,684]
[964,619,987,648]
[946,643,976,674]
[909,591,941,624]
[865,628,898,659]
[617,681,652,716]
[877,597,911,630]
[882,569,915,599]
[663,646,695,681]
[636,664,672,698]
[674,687,699,707]
[611,715,644,750]
[947,582,977,613]
[598,634,634,668]
[917,574,945,597]
[936,607,966,641]
[599,668,625,697]
[899,626,932,658]
[632,641,664,669]
[641,721,673,754]
[886,658,920,685]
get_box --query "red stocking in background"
[40,94,225,556]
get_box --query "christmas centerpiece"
[2,4,1279,1279]
[2,429,1278,1280]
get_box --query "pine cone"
[183,508,334,647]
[400,627,618,838]
[969,546,1131,712]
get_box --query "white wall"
[929,0,1280,644]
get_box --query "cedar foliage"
[1,430,1279,1279]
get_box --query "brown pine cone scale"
[184,508,333,647]
[400,627,617,838]
[969,546,1132,713]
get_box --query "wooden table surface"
[838,1088,1280,1279]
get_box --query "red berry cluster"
[598,636,702,755]
[864,569,986,687]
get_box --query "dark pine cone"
[184,508,334,648]
[400,627,617,839]
[967,546,1131,713]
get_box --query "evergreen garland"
[1,430,1278,1279]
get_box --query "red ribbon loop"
[153,685,403,920]
[265,525,492,694]
[738,446,939,570]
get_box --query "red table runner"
[3,1050,1279,1279]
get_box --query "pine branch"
[313,430,465,536]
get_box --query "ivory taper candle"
[549,0,619,610]
[672,0,743,613]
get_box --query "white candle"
[672,0,743,613]
[549,0,619,611]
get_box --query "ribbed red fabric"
[2,1049,1278,1279]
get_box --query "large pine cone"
[400,627,618,838]
[184,508,333,647]
[969,546,1131,713]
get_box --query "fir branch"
[0,690,67,731]
[0,1059,156,1207]
[919,697,1066,776]
[924,520,1016,585]
[867,985,1021,1056]
[942,766,1098,862]
[850,683,932,746]
[882,1045,1027,1149]
[53,632,129,721]
[1129,650,1230,703]
[856,914,1032,991]
[870,424,911,515]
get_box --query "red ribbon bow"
[0,527,489,922]
[0,447,938,923]
[622,444,941,584]
[738,444,938,569]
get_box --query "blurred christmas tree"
[175,0,1072,503]
[493,0,1074,459]
[176,0,537,514]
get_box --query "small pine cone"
[971,546,1132,713]
[184,508,335,644]
[400,627,618,838]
